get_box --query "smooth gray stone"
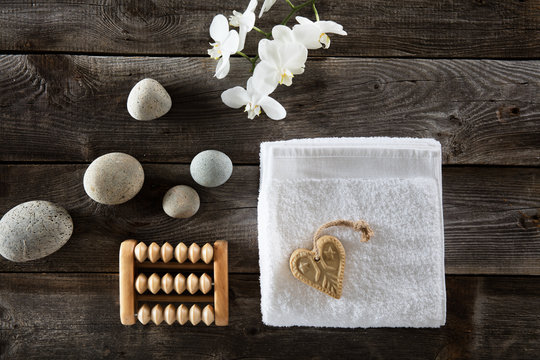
[0,200,73,262]
[83,152,145,205]
[162,185,200,219]
[190,150,233,188]
[127,78,172,121]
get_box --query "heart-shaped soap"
[289,235,345,299]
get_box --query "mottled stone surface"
[0,201,73,262]
[162,185,200,219]
[83,152,144,205]
[190,150,233,188]
[127,78,172,121]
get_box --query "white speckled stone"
[83,152,144,205]
[127,78,172,121]
[162,185,200,219]
[0,201,73,262]
[190,150,233,188]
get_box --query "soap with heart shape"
[289,235,345,299]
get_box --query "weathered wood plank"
[0,0,538,58]
[0,55,538,165]
[0,165,538,274]
[0,273,538,359]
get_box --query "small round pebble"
[0,201,73,262]
[162,185,200,219]
[127,78,172,121]
[83,152,145,205]
[190,150,233,188]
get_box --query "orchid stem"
[253,26,272,38]
[281,0,316,25]
[236,51,251,62]
[312,2,319,21]
[285,0,295,9]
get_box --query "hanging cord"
[312,220,373,260]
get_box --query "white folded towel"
[258,137,446,328]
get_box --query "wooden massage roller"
[119,240,228,326]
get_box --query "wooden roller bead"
[177,304,189,325]
[201,243,214,264]
[138,304,151,325]
[161,273,173,294]
[151,304,164,325]
[188,243,201,263]
[174,243,188,263]
[199,273,212,294]
[174,273,186,294]
[189,304,201,325]
[164,304,176,325]
[161,242,174,263]
[135,273,148,294]
[202,305,215,326]
[148,242,161,263]
[148,273,161,294]
[134,242,148,262]
[186,273,199,294]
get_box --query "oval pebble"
[190,150,233,188]
[127,78,172,121]
[83,152,144,205]
[0,201,73,262]
[162,185,200,219]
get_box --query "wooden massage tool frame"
[119,240,228,326]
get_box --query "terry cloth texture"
[258,137,446,328]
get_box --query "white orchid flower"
[208,14,240,79]
[221,77,286,120]
[258,0,277,18]
[229,0,258,52]
[253,37,307,88]
[292,16,347,49]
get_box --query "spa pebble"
[127,78,172,121]
[162,185,200,219]
[84,152,145,205]
[190,150,233,188]
[0,201,73,262]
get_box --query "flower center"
[279,69,294,86]
[319,33,331,49]
[207,42,222,59]
[244,102,261,119]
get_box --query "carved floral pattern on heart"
[289,235,346,299]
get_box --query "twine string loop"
[312,220,373,260]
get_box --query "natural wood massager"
[119,240,228,326]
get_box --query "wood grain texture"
[0,273,538,359]
[0,55,538,165]
[0,0,538,58]
[0,164,538,275]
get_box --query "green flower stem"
[236,51,252,62]
[253,26,272,38]
[281,0,317,25]
[312,2,320,21]
[285,0,295,9]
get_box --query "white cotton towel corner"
[257,137,446,328]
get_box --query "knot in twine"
[312,219,373,261]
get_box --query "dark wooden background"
[0,1,539,359]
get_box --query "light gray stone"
[83,152,144,205]
[0,201,73,262]
[162,185,200,219]
[127,78,172,121]
[190,150,233,188]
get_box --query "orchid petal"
[221,30,240,54]
[215,54,230,79]
[292,23,322,49]
[260,96,286,120]
[318,20,347,35]
[221,86,250,108]
[210,14,229,42]
[253,61,279,93]
[247,0,258,13]
[257,39,280,63]
[271,25,296,43]
[259,0,277,18]
[295,16,313,26]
